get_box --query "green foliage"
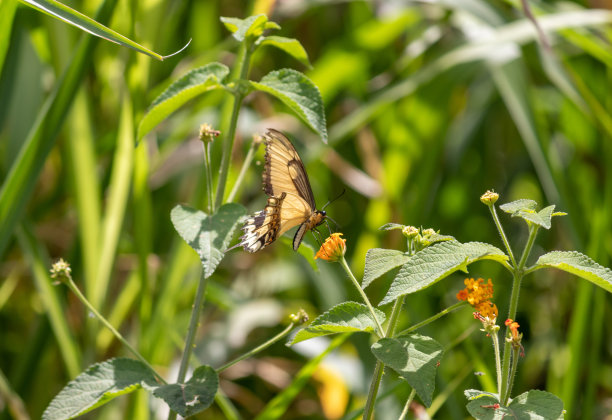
[379,241,508,305]
[171,203,245,277]
[250,69,327,142]
[466,390,564,420]
[137,63,230,141]
[152,366,218,417]
[534,251,612,293]
[362,248,409,289]
[42,359,158,420]
[290,302,386,344]
[371,335,443,407]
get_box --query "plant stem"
[64,275,165,384]
[227,137,259,203]
[202,141,215,214]
[339,256,384,338]
[398,388,417,420]
[215,43,252,209]
[176,271,208,383]
[499,223,539,404]
[488,204,517,267]
[504,345,521,404]
[491,325,503,395]
[217,322,295,372]
[363,360,385,420]
[395,301,468,337]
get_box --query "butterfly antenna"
[325,217,341,233]
[322,188,346,210]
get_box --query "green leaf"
[290,302,386,345]
[21,0,164,60]
[499,199,538,215]
[464,389,499,400]
[171,203,246,278]
[137,63,229,141]
[0,0,18,76]
[371,334,443,407]
[220,14,272,41]
[379,223,405,231]
[534,251,612,293]
[500,199,557,229]
[362,248,410,289]
[152,366,218,417]
[466,389,563,419]
[379,241,508,305]
[42,358,158,420]
[250,69,327,143]
[259,36,311,68]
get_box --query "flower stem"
[339,256,384,338]
[214,43,252,209]
[504,345,521,404]
[202,141,215,213]
[64,275,165,384]
[488,204,517,267]
[176,270,209,383]
[217,322,295,372]
[398,389,417,420]
[499,223,539,404]
[395,301,468,337]
[227,137,259,203]
[363,360,385,420]
[491,325,503,395]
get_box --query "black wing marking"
[263,129,316,210]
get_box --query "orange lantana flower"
[456,278,498,319]
[315,233,346,262]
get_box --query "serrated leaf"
[250,69,327,143]
[380,241,508,305]
[152,366,218,417]
[259,36,311,68]
[421,233,456,247]
[171,203,246,278]
[220,14,269,41]
[43,358,158,420]
[137,63,229,141]
[535,251,612,293]
[466,389,563,419]
[500,199,538,215]
[522,204,555,229]
[290,302,385,345]
[371,335,443,407]
[362,248,410,289]
[379,223,405,231]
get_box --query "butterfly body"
[238,129,326,253]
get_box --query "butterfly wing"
[239,129,321,252]
[263,129,316,210]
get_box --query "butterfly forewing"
[238,129,326,253]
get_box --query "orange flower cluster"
[505,319,520,339]
[456,278,498,319]
[315,233,346,262]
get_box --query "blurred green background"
[1,0,612,418]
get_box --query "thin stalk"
[62,272,165,383]
[499,224,539,404]
[202,141,215,213]
[491,326,503,395]
[217,323,295,372]
[227,138,259,203]
[338,256,383,337]
[503,346,521,404]
[398,389,417,420]
[214,43,252,209]
[488,204,517,267]
[395,301,467,337]
[363,360,385,420]
[176,270,208,384]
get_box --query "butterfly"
[237,129,327,253]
